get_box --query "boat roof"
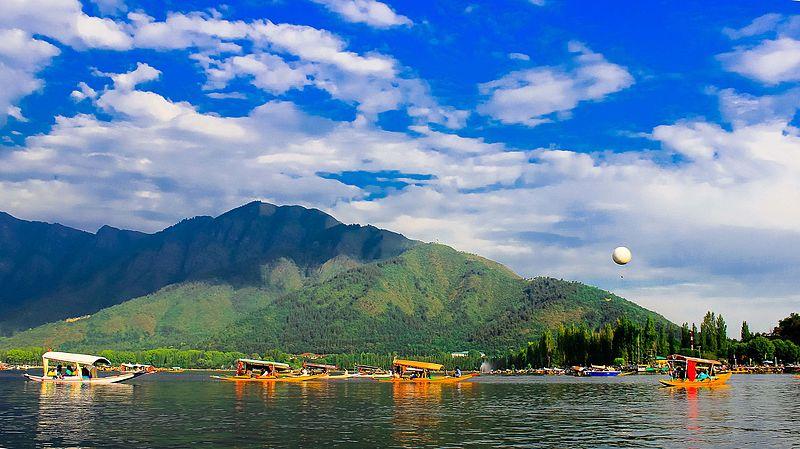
[393,359,444,371]
[43,351,110,366]
[303,362,337,370]
[667,354,722,365]
[237,359,291,369]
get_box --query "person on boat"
[455,367,462,378]
[236,361,245,376]
[81,366,91,379]
[696,370,710,381]
[64,365,75,377]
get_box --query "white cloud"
[723,13,784,39]
[508,52,530,61]
[70,82,98,102]
[0,0,132,49]
[0,28,60,124]
[478,42,633,126]
[312,0,412,28]
[719,37,800,84]
[108,62,161,91]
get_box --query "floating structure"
[349,364,391,379]
[380,359,477,383]
[659,355,731,388]
[120,363,155,373]
[24,351,146,384]
[211,358,323,382]
[584,365,621,377]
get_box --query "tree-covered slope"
[1,244,673,354]
[0,202,415,335]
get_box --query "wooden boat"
[211,358,323,383]
[24,351,146,384]
[584,365,621,377]
[348,364,391,379]
[211,373,325,383]
[659,354,730,388]
[378,359,477,384]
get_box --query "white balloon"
[612,246,632,265]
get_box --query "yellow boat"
[378,359,478,384]
[212,373,325,383]
[659,355,731,388]
[211,358,323,383]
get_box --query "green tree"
[700,311,718,356]
[538,330,556,367]
[741,321,752,342]
[680,323,691,349]
[715,314,728,358]
[747,336,775,362]
[773,313,800,345]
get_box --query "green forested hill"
[0,244,671,354]
[0,202,414,334]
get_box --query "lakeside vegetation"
[3,313,796,372]
[497,312,800,370]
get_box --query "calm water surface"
[0,370,798,448]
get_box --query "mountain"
[0,202,415,335]
[0,242,672,354]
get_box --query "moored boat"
[659,354,730,388]
[211,358,323,382]
[24,351,146,384]
[584,365,621,377]
[378,359,477,384]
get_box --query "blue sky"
[2,0,800,333]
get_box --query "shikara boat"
[211,358,324,383]
[659,355,731,388]
[24,351,146,384]
[350,364,392,379]
[584,365,621,377]
[378,359,478,384]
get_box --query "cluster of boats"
[17,352,777,389]
[211,358,478,384]
[21,352,478,385]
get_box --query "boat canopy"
[393,359,444,371]
[237,359,291,370]
[303,362,337,370]
[667,354,721,365]
[42,351,110,366]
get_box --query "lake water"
[1,370,798,448]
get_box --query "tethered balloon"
[612,246,632,265]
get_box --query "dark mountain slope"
[0,202,416,334]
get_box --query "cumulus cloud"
[720,37,800,85]
[478,41,634,126]
[718,14,800,84]
[0,28,60,124]
[312,0,412,28]
[0,0,132,49]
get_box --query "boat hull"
[24,371,145,384]
[378,373,478,384]
[211,374,325,383]
[659,372,732,388]
[585,371,621,377]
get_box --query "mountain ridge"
[0,201,416,334]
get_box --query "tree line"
[496,311,800,370]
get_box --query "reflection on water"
[0,371,799,448]
[33,381,134,447]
